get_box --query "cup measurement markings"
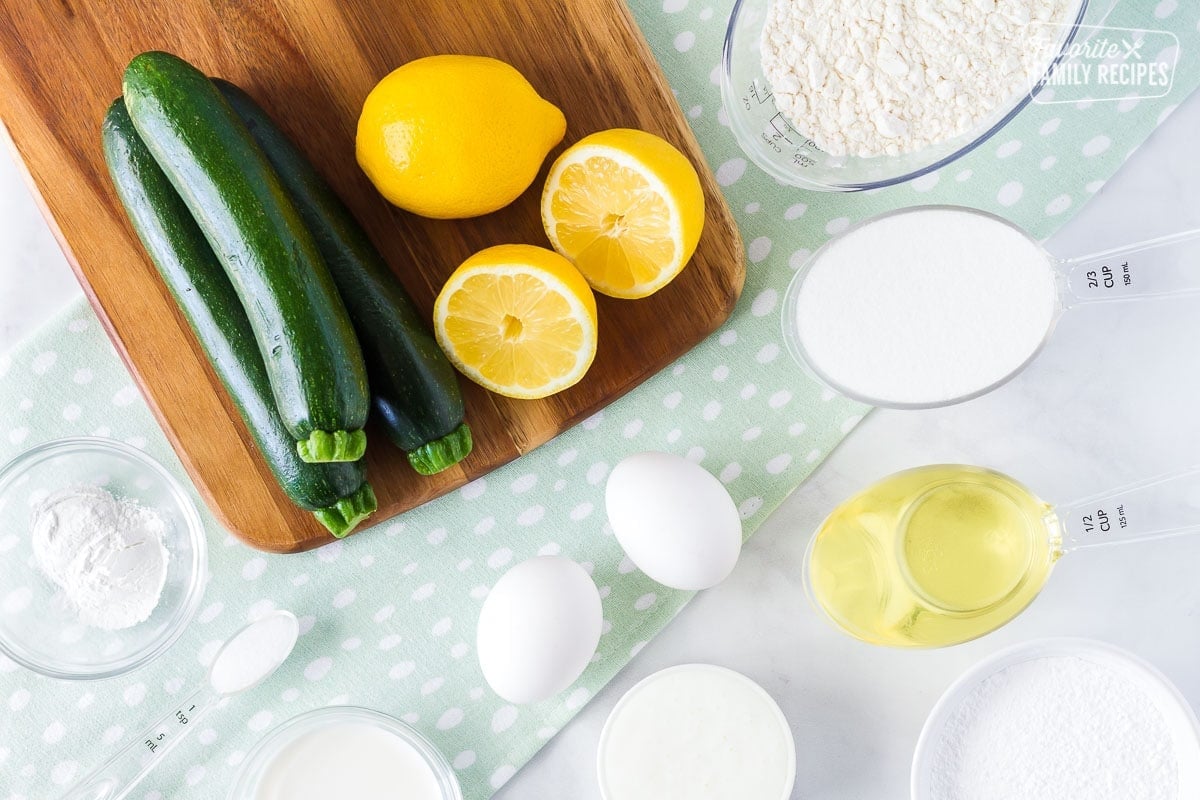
[1085,262,1132,291]
[1081,504,1128,535]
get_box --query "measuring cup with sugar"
[806,463,1200,649]
[58,610,299,800]
[781,205,1200,408]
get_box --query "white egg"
[476,556,602,704]
[606,451,742,590]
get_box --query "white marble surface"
[5,93,1200,798]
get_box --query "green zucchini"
[121,51,369,464]
[102,98,376,537]
[215,79,473,475]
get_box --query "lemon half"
[541,128,705,299]
[434,244,598,399]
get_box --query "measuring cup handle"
[1058,228,1200,306]
[1058,466,1200,551]
[56,685,221,800]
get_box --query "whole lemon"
[356,55,567,219]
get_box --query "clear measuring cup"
[782,205,1200,409]
[804,464,1200,648]
[58,610,299,800]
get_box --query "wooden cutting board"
[0,0,744,552]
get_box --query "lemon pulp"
[434,244,597,399]
[542,129,704,299]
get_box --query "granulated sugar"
[761,0,1077,157]
[792,207,1056,406]
[208,611,299,695]
[929,655,1179,800]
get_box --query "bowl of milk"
[229,706,463,800]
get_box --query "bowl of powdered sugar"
[0,437,206,679]
[913,638,1200,800]
[721,0,1116,190]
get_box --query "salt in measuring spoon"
[805,464,1200,649]
[58,610,300,800]
[782,205,1200,408]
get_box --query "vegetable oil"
[806,465,1062,648]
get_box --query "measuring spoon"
[782,205,1200,408]
[805,464,1200,648]
[58,610,300,800]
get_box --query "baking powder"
[929,655,1180,799]
[208,611,299,695]
[30,485,169,630]
[761,0,1077,157]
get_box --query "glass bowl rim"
[227,705,465,800]
[910,637,1200,799]
[719,0,1092,191]
[0,435,208,680]
[596,663,797,800]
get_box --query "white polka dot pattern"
[1,2,1194,799]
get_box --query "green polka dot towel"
[2,1,1199,798]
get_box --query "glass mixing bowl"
[911,638,1200,799]
[0,437,207,679]
[720,0,1114,191]
[229,706,464,800]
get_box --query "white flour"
[30,485,169,630]
[929,655,1180,800]
[761,0,1077,157]
[793,207,1056,406]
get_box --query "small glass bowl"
[0,437,207,679]
[229,706,464,800]
[911,638,1200,799]
[597,664,796,800]
[720,0,1103,191]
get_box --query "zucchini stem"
[312,483,378,537]
[297,429,367,463]
[407,423,473,475]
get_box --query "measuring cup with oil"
[58,610,299,800]
[805,465,1200,648]
[781,205,1200,409]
